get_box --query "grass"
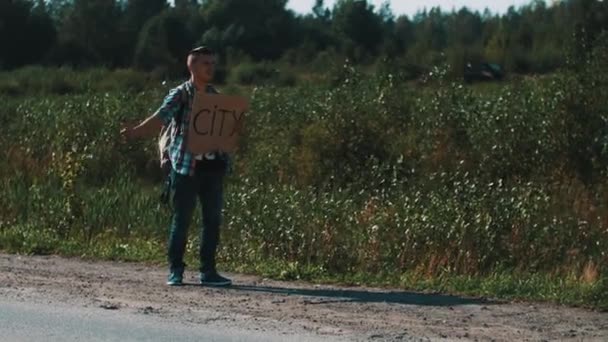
[2,223,606,311]
[1,47,608,311]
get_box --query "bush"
[0,66,161,95]
[2,36,608,308]
[230,62,296,86]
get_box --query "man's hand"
[120,116,163,142]
[120,123,137,141]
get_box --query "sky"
[287,0,539,16]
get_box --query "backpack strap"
[174,82,192,135]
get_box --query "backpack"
[158,83,192,177]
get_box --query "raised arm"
[120,87,184,140]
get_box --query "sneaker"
[166,271,183,286]
[199,271,232,287]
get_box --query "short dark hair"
[188,46,215,56]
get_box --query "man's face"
[188,53,216,82]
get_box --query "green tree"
[568,0,608,68]
[133,9,194,75]
[312,0,331,21]
[484,21,509,65]
[405,8,447,68]
[285,1,335,66]
[54,0,123,66]
[201,0,297,60]
[0,0,56,69]
[124,0,167,34]
[122,0,168,63]
[332,0,383,61]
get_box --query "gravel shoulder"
[1,254,607,341]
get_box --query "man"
[121,46,232,287]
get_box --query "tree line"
[1,0,607,77]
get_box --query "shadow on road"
[225,284,493,306]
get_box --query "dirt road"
[1,254,606,341]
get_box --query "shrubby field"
[1,37,607,309]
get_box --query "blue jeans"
[167,160,226,274]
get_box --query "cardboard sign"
[187,93,248,155]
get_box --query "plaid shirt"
[155,80,227,176]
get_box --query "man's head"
[187,46,216,83]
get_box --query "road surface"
[1,254,607,341]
